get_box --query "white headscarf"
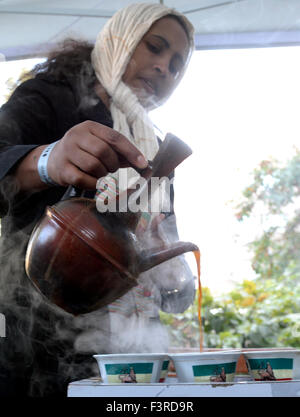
[91,2,194,206]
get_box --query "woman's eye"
[147,43,161,54]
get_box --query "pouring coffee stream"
[25,133,199,315]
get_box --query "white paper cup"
[169,351,241,383]
[242,348,300,381]
[93,353,169,384]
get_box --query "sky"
[0,46,300,294]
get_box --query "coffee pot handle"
[128,132,193,183]
[59,132,191,202]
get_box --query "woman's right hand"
[47,120,148,189]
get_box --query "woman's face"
[122,16,190,107]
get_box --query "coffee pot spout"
[139,241,199,273]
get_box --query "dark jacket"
[0,73,195,397]
[0,73,115,396]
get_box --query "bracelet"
[37,141,59,186]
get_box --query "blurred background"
[1,0,300,347]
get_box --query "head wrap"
[91,2,194,209]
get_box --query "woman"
[0,3,195,396]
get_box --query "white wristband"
[37,141,59,186]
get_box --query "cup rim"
[93,353,169,360]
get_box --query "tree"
[161,149,300,349]
[235,148,300,281]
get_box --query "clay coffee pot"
[25,133,198,315]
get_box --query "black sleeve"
[0,78,67,216]
[0,78,58,174]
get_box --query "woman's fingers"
[86,121,148,169]
[62,163,99,190]
[78,132,121,173]
[71,145,110,178]
[47,120,149,189]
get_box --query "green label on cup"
[105,362,153,383]
[248,358,293,381]
[193,361,236,382]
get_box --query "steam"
[130,85,161,111]
[0,173,195,397]
[71,214,195,356]
[76,60,100,111]
[0,57,195,396]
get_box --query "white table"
[68,377,300,397]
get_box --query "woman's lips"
[139,78,156,96]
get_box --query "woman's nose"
[153,57,169,76]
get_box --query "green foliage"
[236,149,300,280]
[161,275,300,349]
[161,149,300,349]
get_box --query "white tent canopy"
[1,0,300,61]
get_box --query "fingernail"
[137,155,148,168]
